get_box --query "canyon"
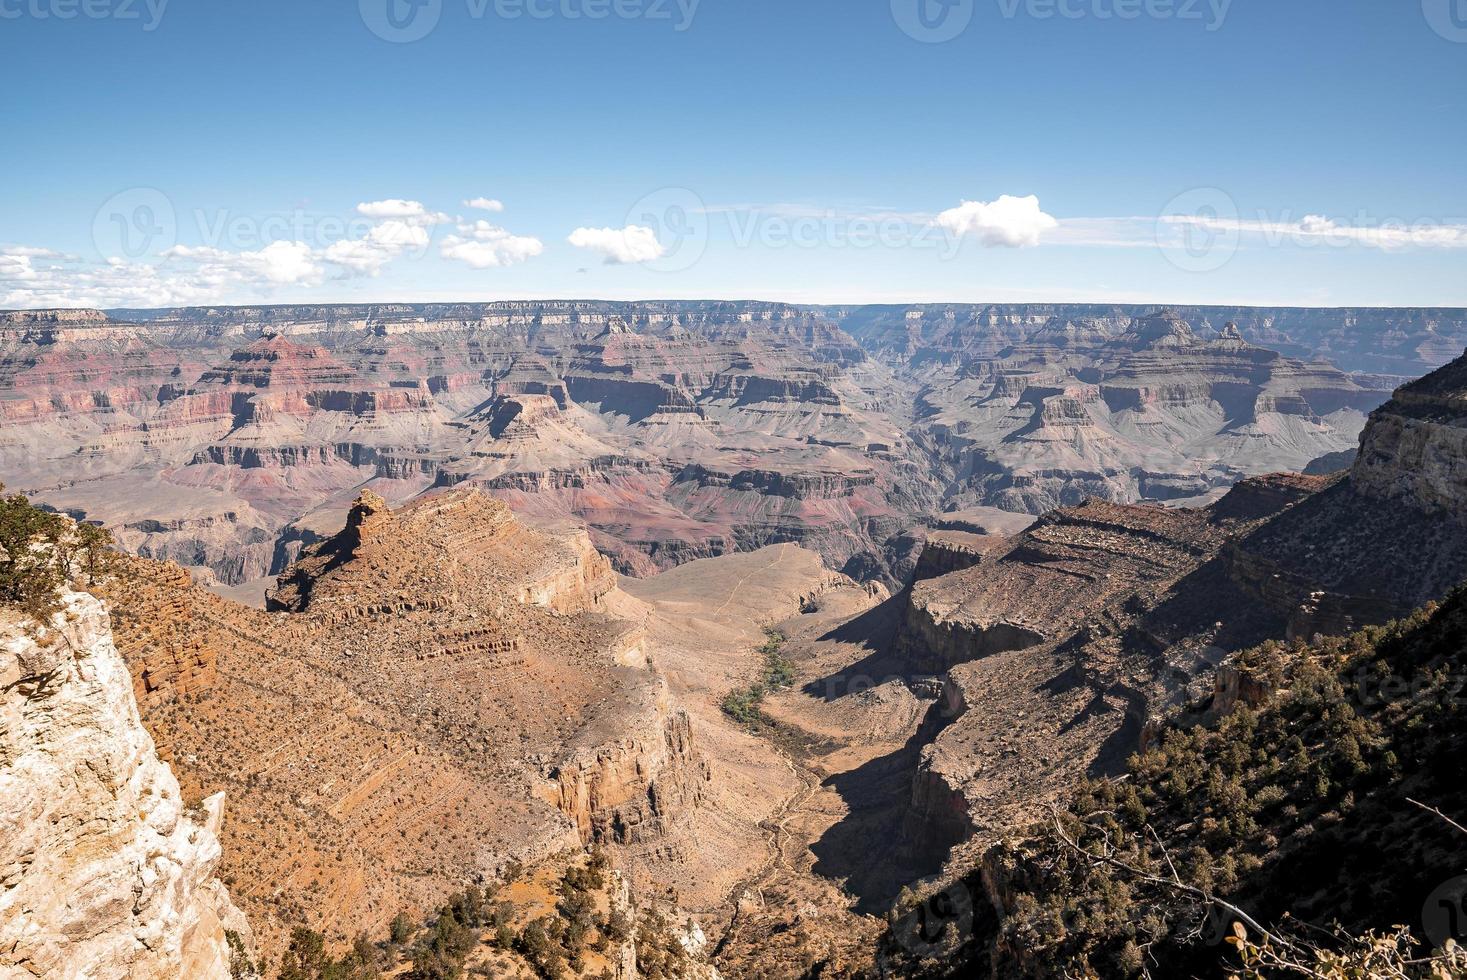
[2,302,1440,600]
[2,303,1466,978]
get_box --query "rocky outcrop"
[0,589,250,979]
[1350,353,1467,520]
[267,487,616,616]
[1223,357,1467,632]
[544,682,711,845]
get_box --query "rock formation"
[0,589,250,979]
[100,487,716,959]
[872,348,1467,922]
[0,302,1417,595]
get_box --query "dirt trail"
[712,734,822,957]
[710,544,792,618]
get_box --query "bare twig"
[1045,804,1301,957]
[1407,797,1467,837]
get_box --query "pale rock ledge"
[0,589,251,979]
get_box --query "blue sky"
[1,0,1465,308]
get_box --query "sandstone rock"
[0,590,250,979]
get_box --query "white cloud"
[356,199,428,219]
[936,194,1058,248]
[567,225,665,264]
[0,253,40,283]
[2,245,64,259]
[161,241,324,287]
[1,253,219,309]
[463,197,505,213]
[323,220,433,276]
[439,220,544,269]
[1158,213,1467,250]
[354,199,451,226]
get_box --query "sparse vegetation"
[226,928,258,980]
[266,849,664,980]
[882,587,1467,977]
[0,482,112,618]
[720,627,794,727]
[632,908,691,980]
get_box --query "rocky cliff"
[0,302,1409,594]
[0,589,250,979]
[1350,351,1467,519]
[866,349,1467,977]
[98,486,715,961]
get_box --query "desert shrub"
[720,628,797,726]
[389,912,416,945]
[277,927,328,980]
[514,918,566,980]
[226,929,258,980]
[881,588,1467,978]
[0,483,113,618]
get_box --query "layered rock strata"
[0,589,250,979]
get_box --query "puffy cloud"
[249,241,322,284]
[0,253,40,283]
[936,194,1058,248]
[439,220,544,269]
[567,225,665,264]
[354,199,451,226]
[356,199,428,219]
[1,252,221,309]
[463,197,505,213]
[323,220,432,276]
[161,241,324,286]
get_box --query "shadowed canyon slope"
[848,349,1467,972]
[3,301,1450,597]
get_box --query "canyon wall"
[0,303,1420,595]
[0,589,250,979]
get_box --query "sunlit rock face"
[0,589,250,980]
[0,302,1439,593]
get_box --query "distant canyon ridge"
[1,301,1462,596]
